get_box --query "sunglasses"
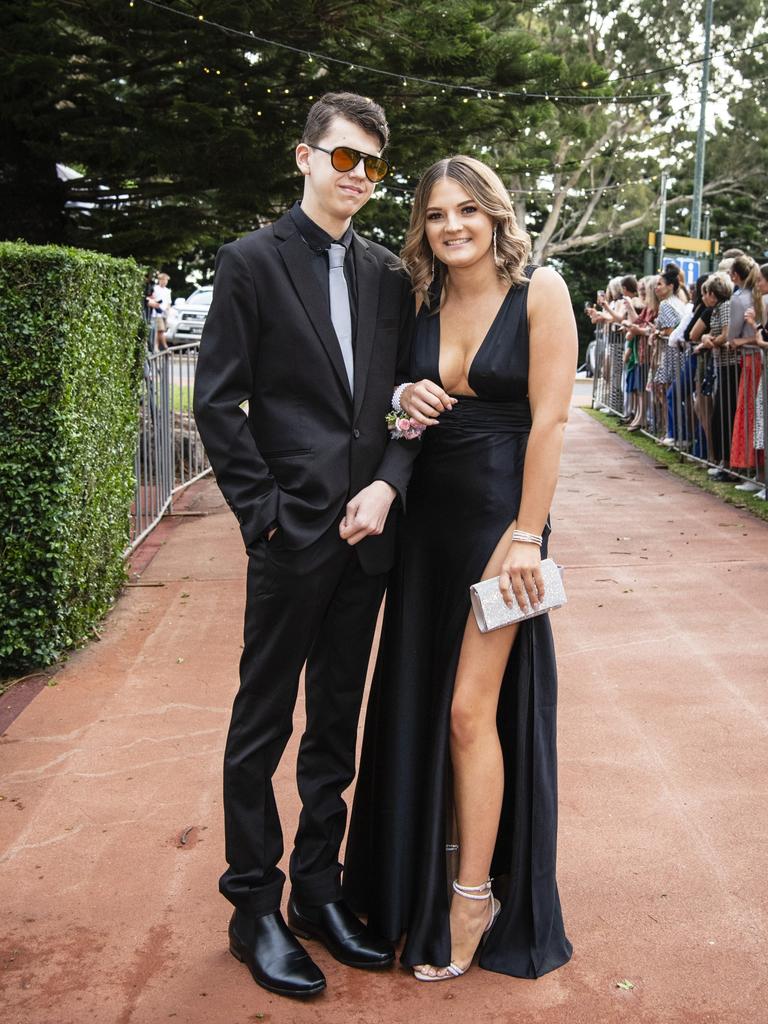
[308,144,390,183]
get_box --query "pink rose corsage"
[386,410,426,441]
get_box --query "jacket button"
[353,429,360,438]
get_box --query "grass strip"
[172,382,193,413]
[582,406,768,526]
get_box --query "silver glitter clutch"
[470,558,566,633]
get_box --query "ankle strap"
[452,879,492,900]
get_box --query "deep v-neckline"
[436,286,514,396]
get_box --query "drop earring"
[492,226,498,263]
[431,253,436,280]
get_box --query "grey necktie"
[328,243,354,396]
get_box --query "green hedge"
[0,242,145,676]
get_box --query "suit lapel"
[276,223,352,402]
[352,234,380,420]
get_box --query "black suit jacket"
[193,210,418,575]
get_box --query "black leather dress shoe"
[287,897,394,969]
[228,909,326,998]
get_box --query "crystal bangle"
[392,382,414,414]
[511,529,542,546]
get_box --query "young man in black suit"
[193,93,417,997]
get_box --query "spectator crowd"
[588,251,768,499]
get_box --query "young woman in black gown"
[342,156,577,981]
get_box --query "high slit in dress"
[342,266,572,978]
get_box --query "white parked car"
[168,286,213,346]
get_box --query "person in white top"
[652,265,689,444]
[148,272,172,350]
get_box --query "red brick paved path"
[2,397,766,1024]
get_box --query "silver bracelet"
[511,529,542,546]
[392,382,414,414]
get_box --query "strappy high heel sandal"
[413,879,501,982]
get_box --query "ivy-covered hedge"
[0,242,145,676]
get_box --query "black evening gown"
[342,267,572,978]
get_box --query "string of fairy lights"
[130,0,649,104]
[134,0,767,102]
[381,175,661,200]
[127,0,759,203]
[611,36,768,82]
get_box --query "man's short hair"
[302,92,389,152]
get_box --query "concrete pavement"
[1,394,767,1024]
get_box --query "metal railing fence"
[128,341,211,553]
[592,326,768,497]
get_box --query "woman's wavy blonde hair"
[605,276,624,303]
[400,155,532,310]
[731,255,763,325]
[641,275,660,313]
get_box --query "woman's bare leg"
[695,393,713,458]
[628,387,647,429]
[416,521,520,977]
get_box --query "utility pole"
[691,0,714,238]
[657,171,669,270]
[703,206,712,270]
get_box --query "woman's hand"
[499,541,544,611]
[745,306,756,327]
[400,379,457,426]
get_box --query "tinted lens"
[330,147,359,172]
[364,156,389,182]
[330,147,389,182]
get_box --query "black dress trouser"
[219,522,387,918]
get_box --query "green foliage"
[0,242,145,676]
[0,0,594,272]
[2,0,765,296]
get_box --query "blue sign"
[663,256,700,285]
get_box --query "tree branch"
[532,118,636,259]
[565,163,615,241]
[542,178,739,257]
